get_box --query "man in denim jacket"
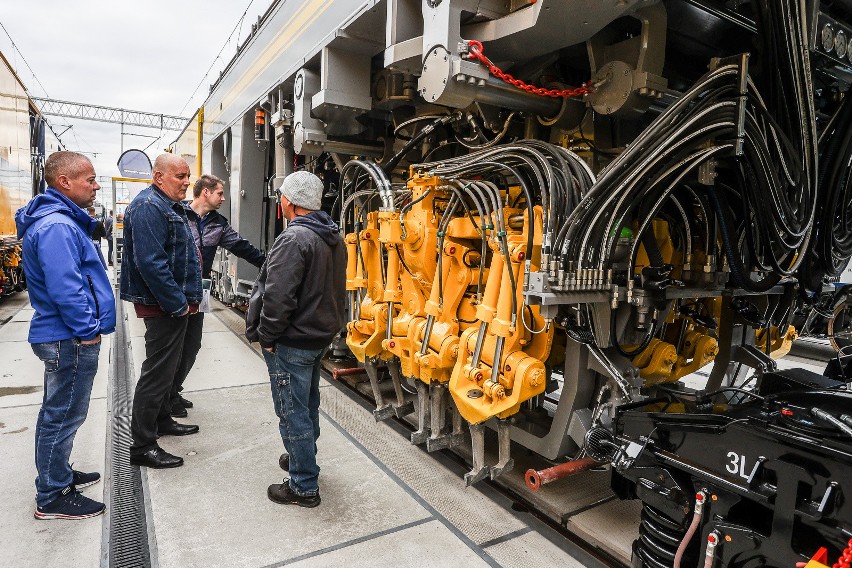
[15,151,116,520]
[120,154,202,469]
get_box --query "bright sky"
[0,0,273,183]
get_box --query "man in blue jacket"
[15,151,116,520]
[120,154,202,469]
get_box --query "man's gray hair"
[44,151,91,188]
[193,174,224,198]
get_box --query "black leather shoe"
[158,422,199,436]
[170,401,188,418]
[130,448,183,469]
[279,454,289,471]
[179,395,193,408]
[267,480,320,508]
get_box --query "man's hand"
[80,335,101,345]
[179,305,199,317]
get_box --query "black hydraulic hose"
[476,161,535,268]
[383,115,455,173]
[398,188,431,239]
[816,94,852,277]
[706,187,780,292]
[459,181,494,300]
[641,222,665,267]
[435,195,460,305]
[448,181,485,238]
[610,309,657,358]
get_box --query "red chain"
[833,539,852,568]
[466,40,592,99]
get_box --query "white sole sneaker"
[74,479,100,489]
[34,507,105,520]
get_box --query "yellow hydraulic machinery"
[345,171,555,464]
[0,239,23,296]
[754,325,798,359]
[342,147,593,482]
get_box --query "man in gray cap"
[246,170,346,508]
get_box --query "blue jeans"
[31,339,101,507]
[262,345,325,496]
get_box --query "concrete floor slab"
[125,305,147,339]
[146,385,433,568]
[0,398,107,568]
[485,530,588,568]
[181,326,268,392]
[0,351,45,407]
[126,309,266,396]
[0,294,30,323]
[0,293,110,568]
[282,519,492,568]
[319,385,530,547]
[0,292,616,568]
[0,319,31,343]
[11,307,35,322]
[568,497,642,563]
[0,334,111,409]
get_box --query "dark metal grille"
[104,298,152,568]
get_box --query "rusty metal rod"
[331,365,387,380]
[525,457,603,491]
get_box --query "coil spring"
[633,504,693,568]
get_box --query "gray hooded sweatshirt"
[245,210,346,350]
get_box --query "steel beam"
[31,97,190,131]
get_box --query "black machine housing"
[606,369,852,567]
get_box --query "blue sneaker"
[34,485,105,520]
[73,470,101,489]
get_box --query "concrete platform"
[124,303,589,568]
[0,295,109,568]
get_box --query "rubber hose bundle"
[800,92,852,290]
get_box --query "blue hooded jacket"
[15,188,116,343]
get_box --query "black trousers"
[170,313,204,405]
[130,314,203,454]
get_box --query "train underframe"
[196,1,852,564]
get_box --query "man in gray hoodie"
[245,171,346,508]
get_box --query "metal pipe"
[524,457,603,491]
[474,77,562,117]
[331,365,388,380]
[323,139,384,159]
[470,323,488,368]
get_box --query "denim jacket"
[119,185,202,315]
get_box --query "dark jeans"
[170,313,203,406]
[130,314,202,454]
[107,237,113,264]
[261,345,326,496]
[31,339,101,507]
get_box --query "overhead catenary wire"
[176,0,259,117]
[0,19,50,97]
